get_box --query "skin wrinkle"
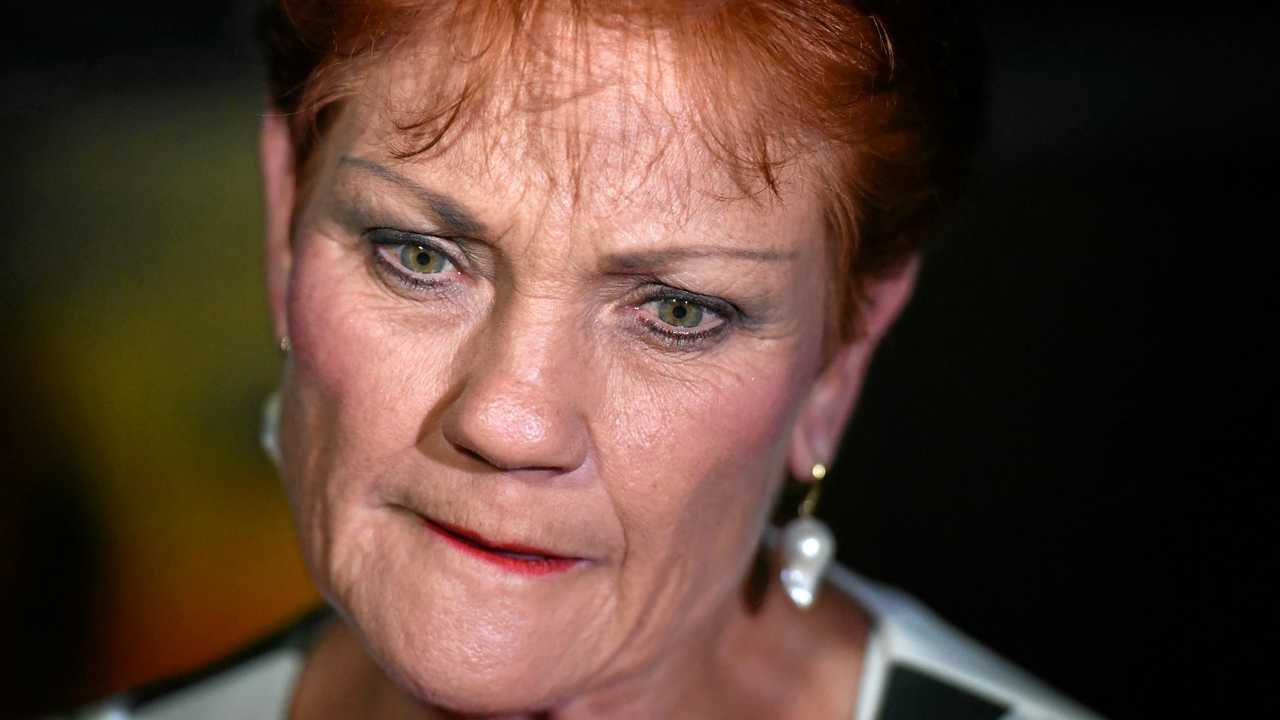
[269,20,891,719]
[373,13,794,229]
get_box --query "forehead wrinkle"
[344,111,819,274]
[345,29,826,268]
[367,14,768,211]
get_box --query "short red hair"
[261,0,983,340]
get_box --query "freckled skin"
[266,34,889,720]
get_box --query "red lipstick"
[422,517,580,576]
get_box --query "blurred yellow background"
[14,86,318,700]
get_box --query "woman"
[74,1,1100,718]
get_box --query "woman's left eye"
[653,298,706,328]
[636,293,732,348]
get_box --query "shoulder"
[64,607,331,720]
[828,565,1106,720]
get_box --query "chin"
[363,607,589,715]
[319,516,610,715]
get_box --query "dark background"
[3,4,1277,719]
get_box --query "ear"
[260,110,297,343]
[787,255,920,481]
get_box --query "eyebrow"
[602,246,797,272]
[337,155,488,237]
[339,155,797,268]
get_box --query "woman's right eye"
[391,243,454,275]
[366,229,462,291]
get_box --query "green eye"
[398,244,451,274]
[656,298,704,328]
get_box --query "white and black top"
[67,566,1104,720]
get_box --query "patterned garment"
[67,566,1103,720]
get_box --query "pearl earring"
[262,336,288,466]
[779,463,835,610]
[260,389,282,467]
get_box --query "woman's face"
[268,49,838,712]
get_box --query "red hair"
[260,0,983,340]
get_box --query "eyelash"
[363,229,739,351]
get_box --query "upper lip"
[423,515,577,559]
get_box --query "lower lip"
[422,518,581,576]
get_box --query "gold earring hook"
[799,463,826,517]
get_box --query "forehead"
[321,23,828,249]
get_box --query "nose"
[440,308,590,475]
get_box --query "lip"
[421,516,582,576]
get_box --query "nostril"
[454,444,489,467]
[450,438,564,474]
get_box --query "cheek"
[603,338,818,572]
[286,235,459,450]
[278,237,459,578]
